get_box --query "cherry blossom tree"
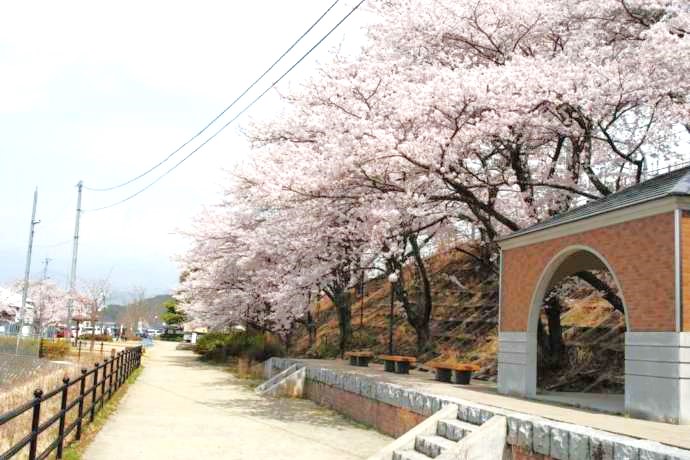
[178,0,689,356]
[27,280,68,332]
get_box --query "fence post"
[56,376,70,459]
[90,363,98,422]
[28,389,43,460]
[100,359,107,409]
[100,341,104,355]
[114,351,121,390]
[76,368,87,440]
[108,350,115,400]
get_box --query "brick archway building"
[497,167,690,424]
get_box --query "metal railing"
[0,346,142,460]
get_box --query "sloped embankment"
[290,249,624,392]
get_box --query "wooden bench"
[379,355,417,374]
[345,351,374,367]
[427,362,480,384]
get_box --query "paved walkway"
[84,342,390,460]
[294,358,690,450]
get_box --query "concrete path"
[84,342,390,460]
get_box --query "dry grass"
[0,349,125,459]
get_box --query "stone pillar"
[497,331,537,397]
[625,332,690,424]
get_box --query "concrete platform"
[289,358,690,451]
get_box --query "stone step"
[414,434,458,458]
[436,418,477,441]
[392,449,431,460]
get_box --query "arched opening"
[527,246,628,410]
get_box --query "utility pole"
[16,188,40,354]
[66,181,83,342]
[42,257,52,280]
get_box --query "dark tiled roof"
[501,166,690,241]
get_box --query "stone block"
[532,421,550,456]
[569,432,590,460]
[589,437,614,460]
[613,442,639,460]
[343,373,360,394]
[375,382,390,404]
[506,417,520,445]
[456,404,468,422]
[550,427,569,460]
[517,420,533,451]
[467,406,483,425]
[399,389,414,411]
[429,396,442,414]
[389,386,404,408]
[480,409,495,424]
[359,377,376,400]
[639,449,668,460]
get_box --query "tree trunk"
[544,298,564,368]
[325,284,352,358]
[413,322,431,354]
[409,235,434,354]
[335,301,352,358]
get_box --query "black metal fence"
[0,346,142,460]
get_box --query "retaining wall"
[265,358,690,460]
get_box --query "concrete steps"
[392,449,432,460]
[255,363,299,394]
[435,418,476,442]
[414,434,458,457]
[369,404,506,460]
[255,363,305,397]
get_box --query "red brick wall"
[511,447,552,460]
[304,381,426,438]
[501,212,676,332]
[682,211,690,332]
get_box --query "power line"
[83,0,367,213]
[84,0,342,193]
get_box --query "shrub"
[39,340,71,359]
[194,331,285,363]
[79,334,112,342]
[245,336,285,362]
[194,332,232,356]
[160,333,184,342]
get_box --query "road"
[84,341,390,460]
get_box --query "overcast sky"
[0,0,367,301]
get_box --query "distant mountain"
[101,294,173,327]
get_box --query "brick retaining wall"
[305,380,426,437]
[265,358,690,460]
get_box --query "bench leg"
[358,357,370,367]
[452,370,472,385]
[384,361,395,372]
[435,368,452,383]
[395,361,410,374]
[349,356,357,366]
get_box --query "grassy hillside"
[290,249,624,393]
